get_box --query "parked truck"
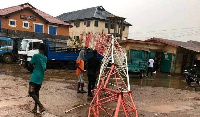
[0,37,19,63]
[18,39,102,72]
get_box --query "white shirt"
[148,59,154,68]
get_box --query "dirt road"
[0,63,200,117]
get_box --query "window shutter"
[35,24,43,33]
[94,21,98,27]
[49,26,57,35]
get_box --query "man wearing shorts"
[28,43,47,113]
[76,49,87,93]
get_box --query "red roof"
[145,37,200,52]
[0,5,23,15]
[0,3,70,26]
[119,39,164,46]
[145,37,178,48]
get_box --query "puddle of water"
[0,63,78,81]
[0,63,196,91]
[129,72,194,90]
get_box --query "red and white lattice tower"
[88,35,138,117]
[80,32,109,55]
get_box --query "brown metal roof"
[119,39,164,46]
[145,37,200,52]
[0,3,70,26]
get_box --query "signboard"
[20,15,36,21]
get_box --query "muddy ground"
[0,63,200,117]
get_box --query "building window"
[23,21,29,29]
[86,21,90,27]
[9,19,16,27]
[34,23,44,33]
[123,26,125,31]
[105,23,108,28]
[94,21,98,27]
[74,22,80,28]
[84,21,91,27]
[48,25,57,35]
[111,24,114,29]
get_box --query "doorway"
[160,53,172,73]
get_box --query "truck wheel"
[186,78,191,86]
[3,54,13,64]
[68,61,76,70]
[27,62,34,73]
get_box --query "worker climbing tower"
[88,35,138,117]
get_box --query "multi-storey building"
[57,6,132,46]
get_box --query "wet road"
[0,63,190,90]
[1,63,200,117]
[129,73,190,90]
[0,63,77,80]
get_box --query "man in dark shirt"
[86,50,101,97]
[195,60,200,67]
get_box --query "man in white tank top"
[147,58,154,77]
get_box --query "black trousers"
[147,67,153,76]
[87,73,97,96]
[29,82,43,109]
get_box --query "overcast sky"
[1,0,200,42]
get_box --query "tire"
[26,62,34,73]
[67,61,76,70]
[186,78,191,86]
[3,54,13,64]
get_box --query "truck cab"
[0,37,14,63]
[18,39,43,71]
[18,38,103,72]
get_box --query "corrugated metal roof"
[119,39,164,46]
[0,3,70,26]
[145,37,200,52]
[188,40,200,46]
[57,6,132,26]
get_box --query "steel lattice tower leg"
[88,35,138,117]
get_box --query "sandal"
[30,109,37,113]
[39,108,46,113]
[81,90,87,93]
